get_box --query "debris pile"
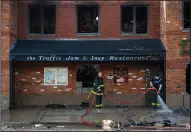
[80,101,90,107]
[57,125,65,128]
[32,124,46,129]
[44,103,66,109]
[124,121,156,127]
[186,124,190,129]
[173,107,190,117]
[1,125,10,130]
[162,119,172,126]
[101,120,115,130]
[122,119,181,128]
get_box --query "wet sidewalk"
[2,106,153,123]
[2,106,190,125]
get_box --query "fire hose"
[80,88,153,125]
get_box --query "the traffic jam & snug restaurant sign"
[12,55,162,61]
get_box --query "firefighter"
[150,72,163,109]
[93,72,104,108]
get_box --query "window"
[113,65,128,84]
[121,6,148,34]
[29,5,56,34]
[77,5,99,34]
[183,0,190,29]
[44,68,68,85]
[76,64,99,88]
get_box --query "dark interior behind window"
[136,7,148,34]
[29,5,56,34]
[29,7,41,33]
[44,6,56,34]
[121,6,148,34]
[121,7,133,33]
[77,6,99,34]
[77,64,99,88]
[183,1,190,29]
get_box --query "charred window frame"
[76,64,100,94]
[113,66,128,84]
[121,5,148,35]
[183,0,190,30]
[28,5,56,35]
[77,5,99,35]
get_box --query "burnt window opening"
[29,5,56,34]
[77,64,100,88]
[183,1,190,29]
[121,6,148,34]
[113,65,128,84]
[77,5,99,34]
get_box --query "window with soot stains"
[121,5,148,34]
[29,5,56,34]
[77,5,99,34]
[113,65,128,84]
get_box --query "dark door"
[10,63,16,108]
[186,63,190,94]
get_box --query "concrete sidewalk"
[2,106,190,125]
[1,106,153,123]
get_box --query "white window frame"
[44,67,68,86]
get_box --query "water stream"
[157,95,172,113]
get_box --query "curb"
[2,122,83,125]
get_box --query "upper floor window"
[29,5,56,34]
[183,0,190,29]
[121,5,148,34]
[77,5,99,34]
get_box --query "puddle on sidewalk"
[2,107,42,123]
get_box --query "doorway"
[76,64,100,93]
[10,63,16,108]
[145,63,164,106]
[186,63,190,94]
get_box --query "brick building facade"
[1,0,190,110]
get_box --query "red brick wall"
[17,1,160,39]
[1,0,17,96]
[14,62,150,94]
[101,63,146,94]
[13,62,162,106]
[160,1,190,96]
[14,62,76,94]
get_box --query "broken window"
[77,5,99,34]
[29,5,56,34]
[121,6,148,34]
[76,64,100,89]
[183,1,190,29]
[113,65,128,84]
